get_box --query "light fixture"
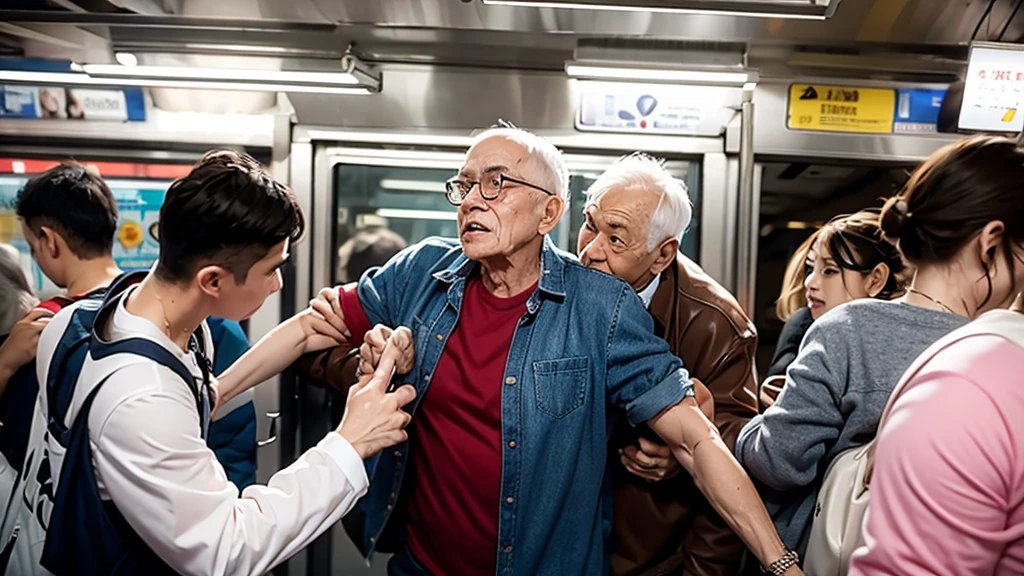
[481,0,839,20]
[81,64,361,86]
[379,179,448,193]
[566,63,755,86]
[114,52,138,67]
[0,58,380,95]
[0,69,373,94]
[376,208,458,221]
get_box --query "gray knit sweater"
[735,299,968,554]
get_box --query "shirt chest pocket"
[532,356,588,418]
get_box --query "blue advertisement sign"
[894,89,947,133]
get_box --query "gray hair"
[0,244,37,335]
[584,153,693,251]
[471,127,570,202]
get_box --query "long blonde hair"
[775,231,818,321]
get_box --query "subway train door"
[285,138,704,575]
[751,159,915,371]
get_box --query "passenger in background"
[735,136,1019,560]
[337,224,408,283]
[765,232,817,379]
[850,135,1024,575]
[0,163,121,554]
[761,213,909,406]
[576,153,759,576]
[0,243,38,520]
[0,243,37,337]
[206,316,258,491]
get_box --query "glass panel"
[331,157,702,285]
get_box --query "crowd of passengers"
[0,126,1020,576]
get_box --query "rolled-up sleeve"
[605,284,694,425]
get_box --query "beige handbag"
[803,309,1024,576]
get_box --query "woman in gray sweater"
[736,134,1024,557]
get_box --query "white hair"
[471,127,570,202]
[0,243,37,335]
[584,154,693,251]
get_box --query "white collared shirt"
[15,286,368,576]
[637,273,662,310]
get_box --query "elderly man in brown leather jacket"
[577,153,759,576]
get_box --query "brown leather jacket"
[611,254,759,576]
[292,342,359,394]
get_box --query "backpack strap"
[89,272,212,441]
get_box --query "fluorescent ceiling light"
[0,69,372,95]
[183,44,295,54]
[566,64,750,84]
[379,179,448,193]
[376,208,457,221]
[481,0,830,19]
[81,64,360,86]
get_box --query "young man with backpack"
[5,150,416,575]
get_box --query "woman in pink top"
[850,319,1024,575]
[850,135,1024,576]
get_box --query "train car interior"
[0,0,1021,573]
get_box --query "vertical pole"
[736,86,757,316]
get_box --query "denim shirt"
[353,236,693,576]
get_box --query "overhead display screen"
[959,43,1024,133]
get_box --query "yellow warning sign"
[787,84,895,134]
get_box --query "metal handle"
[257,412,280,447]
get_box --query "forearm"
[218,316,314,403]
[0,366,12,397]
[650,401,796,572]
[690,436,789,568]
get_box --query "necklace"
[907,288,958,315]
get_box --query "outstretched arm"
[648,398,802,575]
[217,307,348,404]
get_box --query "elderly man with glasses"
[305,125,802,576]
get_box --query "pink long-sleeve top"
[850,330,1024,576]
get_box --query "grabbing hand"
[0,308,53,379]
[358,325,414,376]
[337,335,417,459]
[297,307,348,353]
[309,286,351,341]
[620,436,683,482]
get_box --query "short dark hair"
[337,227,407,283]
[16,162,118,259]
[155,150,305,285]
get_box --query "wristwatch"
[762,550,799,575]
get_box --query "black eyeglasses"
[445,173,554,205]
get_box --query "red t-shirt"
[339,277,533,575]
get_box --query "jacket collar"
[431,235,567,299]
[648,254,682,332]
